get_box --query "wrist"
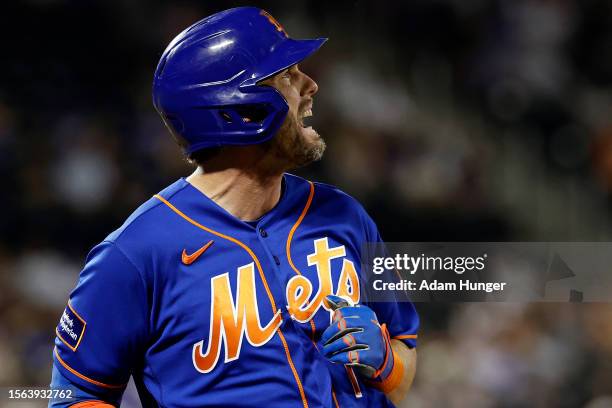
[365,325,405,393]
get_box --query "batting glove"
[321,295,401,389]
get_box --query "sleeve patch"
[56,302,87,352]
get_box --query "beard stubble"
[265,110,326,170]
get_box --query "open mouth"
[299,108,313,128]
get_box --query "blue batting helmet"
[152,7,327,155]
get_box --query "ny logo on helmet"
[260,10,288,37]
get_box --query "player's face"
[260,65,326,168]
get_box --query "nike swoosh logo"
[182,240,214,265]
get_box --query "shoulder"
[97,179,192,269]
[106,179,188,243]
[75,179,198,294]
[285,173,364,213]
[285,173,380,239]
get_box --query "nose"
[300,71,318,97]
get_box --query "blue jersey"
[51,174,419,407]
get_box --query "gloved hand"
[321,295,396,384]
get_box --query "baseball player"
[49,7,419,408]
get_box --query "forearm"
[386,340,417,405]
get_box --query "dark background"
[1,1,612,407]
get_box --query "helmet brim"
[240,37,327,88]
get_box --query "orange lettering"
[286,238,360,322]
[192,263,281,373]
[336,259,360,305]
[286,275,313,321]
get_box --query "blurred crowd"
[1,0,612,407]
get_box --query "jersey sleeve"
[48,364,120,407]
[359,209,420,349]
[52,240,149,400]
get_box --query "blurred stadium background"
[2,0,612,407]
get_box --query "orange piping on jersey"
[154,194,278,311]
[285,183,346,406]
[53,348,125,389]
[286,181,315,277]
[331,389,340,408]
[70,401,114,407]
[154,194,308,408]
[277,329,309,408]
[285,181,318,341]
[393,334,418,340]
[307,321,317,347]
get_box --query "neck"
[186,147,286,221]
